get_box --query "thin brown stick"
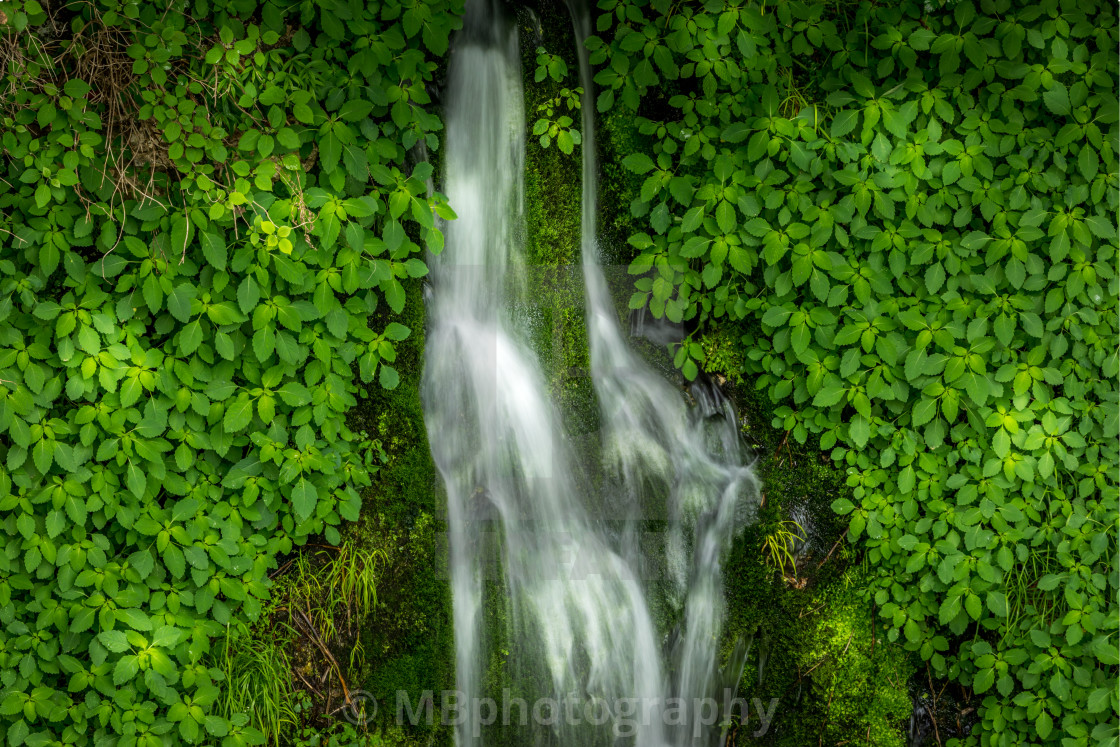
[293,608,352,706]
[926,663,943,747]
[815,527,849,571]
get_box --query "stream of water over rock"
[421,1,760,743]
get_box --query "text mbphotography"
[344,689,780,738]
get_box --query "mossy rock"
[345,278,455,746]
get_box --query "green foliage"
[286,704,387,747]
[760,518,805,579]
[275,541,385,671]
[787,569,915,747]
[532,87,584,155]
[593,0,1120,743]
[718,406,910,746]
[214,628,299,746]
[0,0,459,743]
[533,46,569,83]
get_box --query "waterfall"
[421,0,760,743]
[565,0,760,738]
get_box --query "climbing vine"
[592,0,1119,744]
[0,0,459,744]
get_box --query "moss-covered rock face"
[347,277,455,746]
[517,2,599,434]
[703,376,915,747]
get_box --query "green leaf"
[1078,145,1099,182]
[985,591,1008,617]
[64,495,87,526]
[1087,687,1112,714]
[200,233,227,271]
[384,279,406,314]
[179,320,203,354]
[924,263,945,295]
[32,440,54,474]
[622,153,656,174]
[830,110,858,138]
[1042,83,1070,116]
[722,122,751,143]
[897,465,916,493]
[383,322,410,341]
[849,414,870,448]
[1092,635,1119,665]
[320,131,342,173]
[126,461,146,499]
[277,381,311,406]
[715,201,736,233]
[1035,711,1052,740]
[276,127,301,150]
[8,719,29,746]
[76,325,99,355]
[379,363,400,389]
[291,478,318,521]
[113,655,140,685]
[167,284,195,322]
[1085,214,1115,241]
[45,509,65,538]
[912,397,937,427]
[253,326,275,362]
[939,594,961,625]
[965,593,982,620]
[99,630,129,653]
[813,384,846,408]
[224,398,254,433]
[237,276,260,314]
[973,668,994,693]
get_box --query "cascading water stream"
[565,0,760,738]
[422,0,760,744]
[424,2,664,744]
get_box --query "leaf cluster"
[533,87,584,155]
[592,0,1119,742]
[0,0,460,744]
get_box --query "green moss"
[345,278,455,746]
[516,2,600,438]
[597,106,645,263]
[520,4,581,271]
[723,569,914,747]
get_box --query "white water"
[422,1,760,743]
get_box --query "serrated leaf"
[237,276,260,314]
[831,110,858,138]
[200,233,227,271]
[291,478,318,521]
[849,414,870,448]
[1042,83,1070,115]
[113,655,140,685]
[621,153,655,173]
[167,284,194,322]
[379,363,400,389]
[223,398,254,433]
[126,461,146,499]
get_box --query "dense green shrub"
[590,0,1119,743]
[0,0,459,743]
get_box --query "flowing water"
[422,0,760,743]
